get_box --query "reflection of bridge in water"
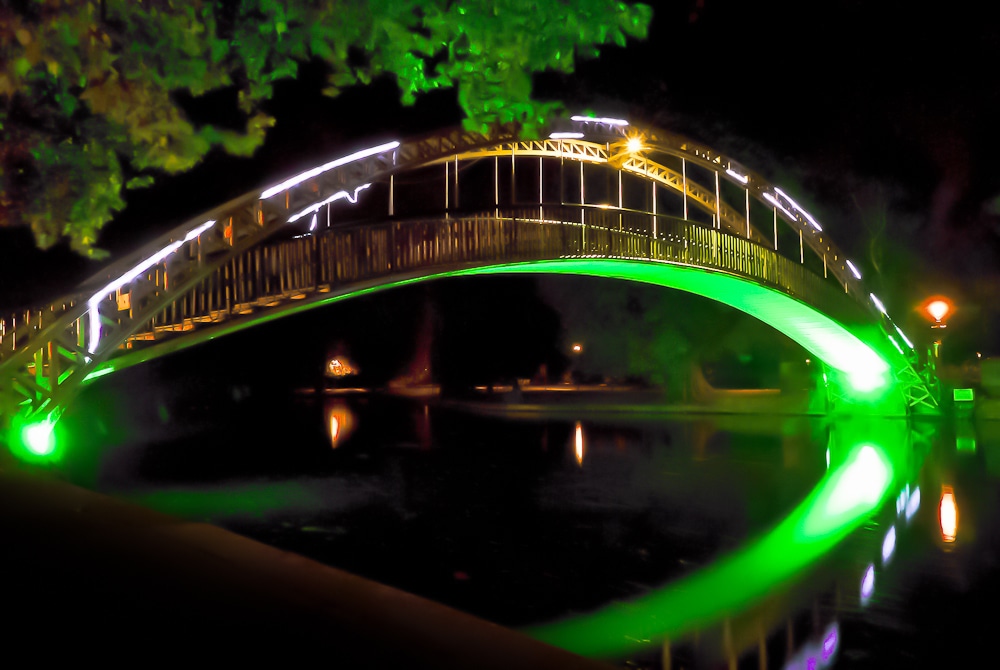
[1,116,938,452]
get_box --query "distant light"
[725,168,749,184]
[571,343,583,353]
[574,421,584,467]
[939,487,958,542]
[882,525,896,565]
[845,259,862,280]
[860,563,875,605]
[570,115,629,126]
[326,403,354,448]
[549,132,584,139]
[869,293,887,315]
[626,137,644,153]
[260,141,399,200]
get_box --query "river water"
[62,376,1000,669]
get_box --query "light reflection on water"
[63,392,1000,669]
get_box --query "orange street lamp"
[920,295,954,329]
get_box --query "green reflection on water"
[524,420,911,659]
[128,481,322,520]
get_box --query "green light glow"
[522,440,897,658]
[81,366,115,383]
[7,413,64,464]
[129,480,323,519]
[98,258,897,408]
[22,420,56,456]
[461,260,892,397]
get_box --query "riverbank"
[0,461,609,668]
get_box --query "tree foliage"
[0,0,651,256]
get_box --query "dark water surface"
[62,378,1000,669]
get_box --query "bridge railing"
[125,205,864,349]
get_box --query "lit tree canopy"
[0,0,652,257]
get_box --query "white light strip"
[762,192,798,221]
[869,293,887,315]
[846,259,862,280]
[549,132,584,139]
[894,324,914,350]
[309,213,318,232]
[87,219,216,353]
[774,187,823,232]
[725,168,749,184]
[905,486,921,521]
[287,183,371,224]
[570,115,629,127]
[260,141,399,200]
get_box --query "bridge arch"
[0,117,937,454]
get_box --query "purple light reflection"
[861,563,875,605]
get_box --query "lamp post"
[920,295,954,364]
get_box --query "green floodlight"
[7,413,63,464]
[22,419,56,456]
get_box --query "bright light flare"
[626,137,644,153]
[774,187,823,231]
[939,486,958,542]
[869,293,887,315]
[822,445,890,518]
[894,325,914,350]
[21,419,56,456]
[571,343,583,353]
[326,403,355,448]
[926,300,950,322]
[762,192,798,222]
[260,141,398,200]
[574,421,584,467]
[725,168,748,184]
[570,115,629,126]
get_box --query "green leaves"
[1,0,652,255]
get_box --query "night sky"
[3,0,1000,358]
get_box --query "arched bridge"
[0,116,938,450]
